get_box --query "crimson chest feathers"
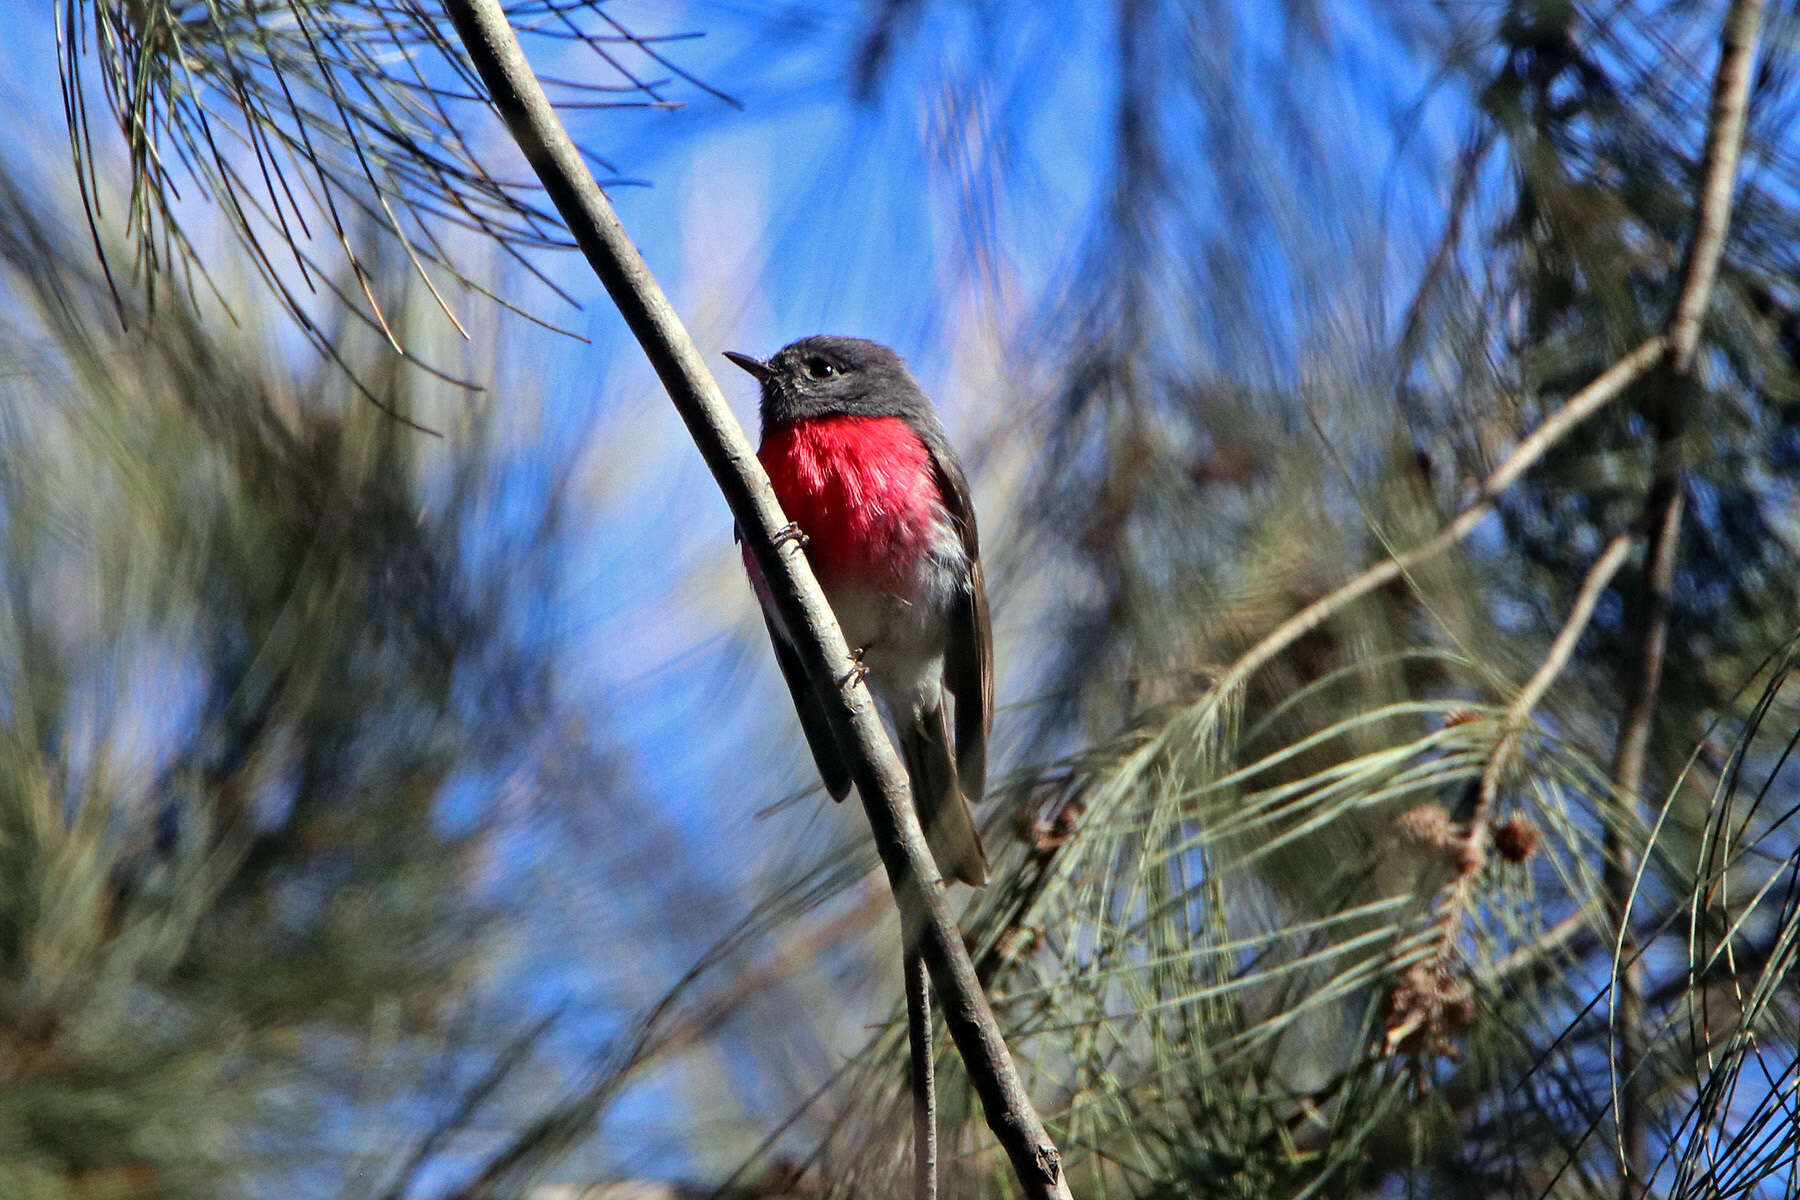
[756,416,954,598]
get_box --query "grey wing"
[928,443,993,803]
[740,519,852,803]
[761,606,854,802]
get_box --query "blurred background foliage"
[3,0,1800,1197]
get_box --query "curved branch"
[1219,5,1760,708]
[437,1,1073,1195]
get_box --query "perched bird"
[726,336,992,886]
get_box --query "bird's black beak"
[723,351,776,383]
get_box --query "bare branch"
[1478,532,1638,823]
[906,949,937,1200]
[1608,5,1764,1190]
[1383,534,1634,1081]
[1214,0,1756,709]
[436,1,1073,1194]
[1221,335,1667,695]
[1665,0,1765,375]
[1604,487,1681,1199]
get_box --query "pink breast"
[749,416,945,598]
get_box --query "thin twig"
[1607,5,1764,1192]
[1396,528,1641,1043]
[1219,336,1666,696]
[436,2,1073,1195]
[906,947,938,1200]
[380,1006,564,1200]
[1477,533,1638,821]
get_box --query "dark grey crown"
[726,335,937,431]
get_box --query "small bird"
[726,336,992,886]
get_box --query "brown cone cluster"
[1492,814,1541,864]
[1380,960,1477,1085]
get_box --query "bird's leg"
[839,647,870,688]
[773,521,810,549]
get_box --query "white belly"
[825,516,967,721]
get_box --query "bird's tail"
[898,701,989,886]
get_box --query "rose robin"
[727,336,991,886]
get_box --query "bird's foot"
[838,648,870,688]
[773,521,810,549]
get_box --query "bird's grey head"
[724,335,933,431]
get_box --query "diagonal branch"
[1213,0,1762,713]
[437,1,1073,1195]
[1477,532,1639,827]
[1380,533,1633,1079]
[1219,336,1667,696]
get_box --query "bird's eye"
[804,357,837,379]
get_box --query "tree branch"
[1605,484,1678,1200]
[1380,534,1634,1078]
[1478,532,1638,827]
[905,948,937,1200]
[1210,0,1757,706]
[1220,335,1666,695]
[1606,4,1762,1192]
[437,1,1072,1194]
[1665,0,1764,376]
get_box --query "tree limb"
[1606,5,1763,1192]
[1477,533,1637,828]
[437,1,1073,1194]
[1665,0,1764,376]
[1379,533,1635,1081]
[905,948,938,1200]
[1211,0,1756,705]
[1605,483,1679,1200]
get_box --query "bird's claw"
[839,648,870,688]
[773,522,810,549]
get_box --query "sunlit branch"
[1382,533,1635,1080]
[1665,0,1764,376]
[1218,336,1667,697]
[1215,0,1762,719]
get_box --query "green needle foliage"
[58,0,725,373]
[0,175,598,1198]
